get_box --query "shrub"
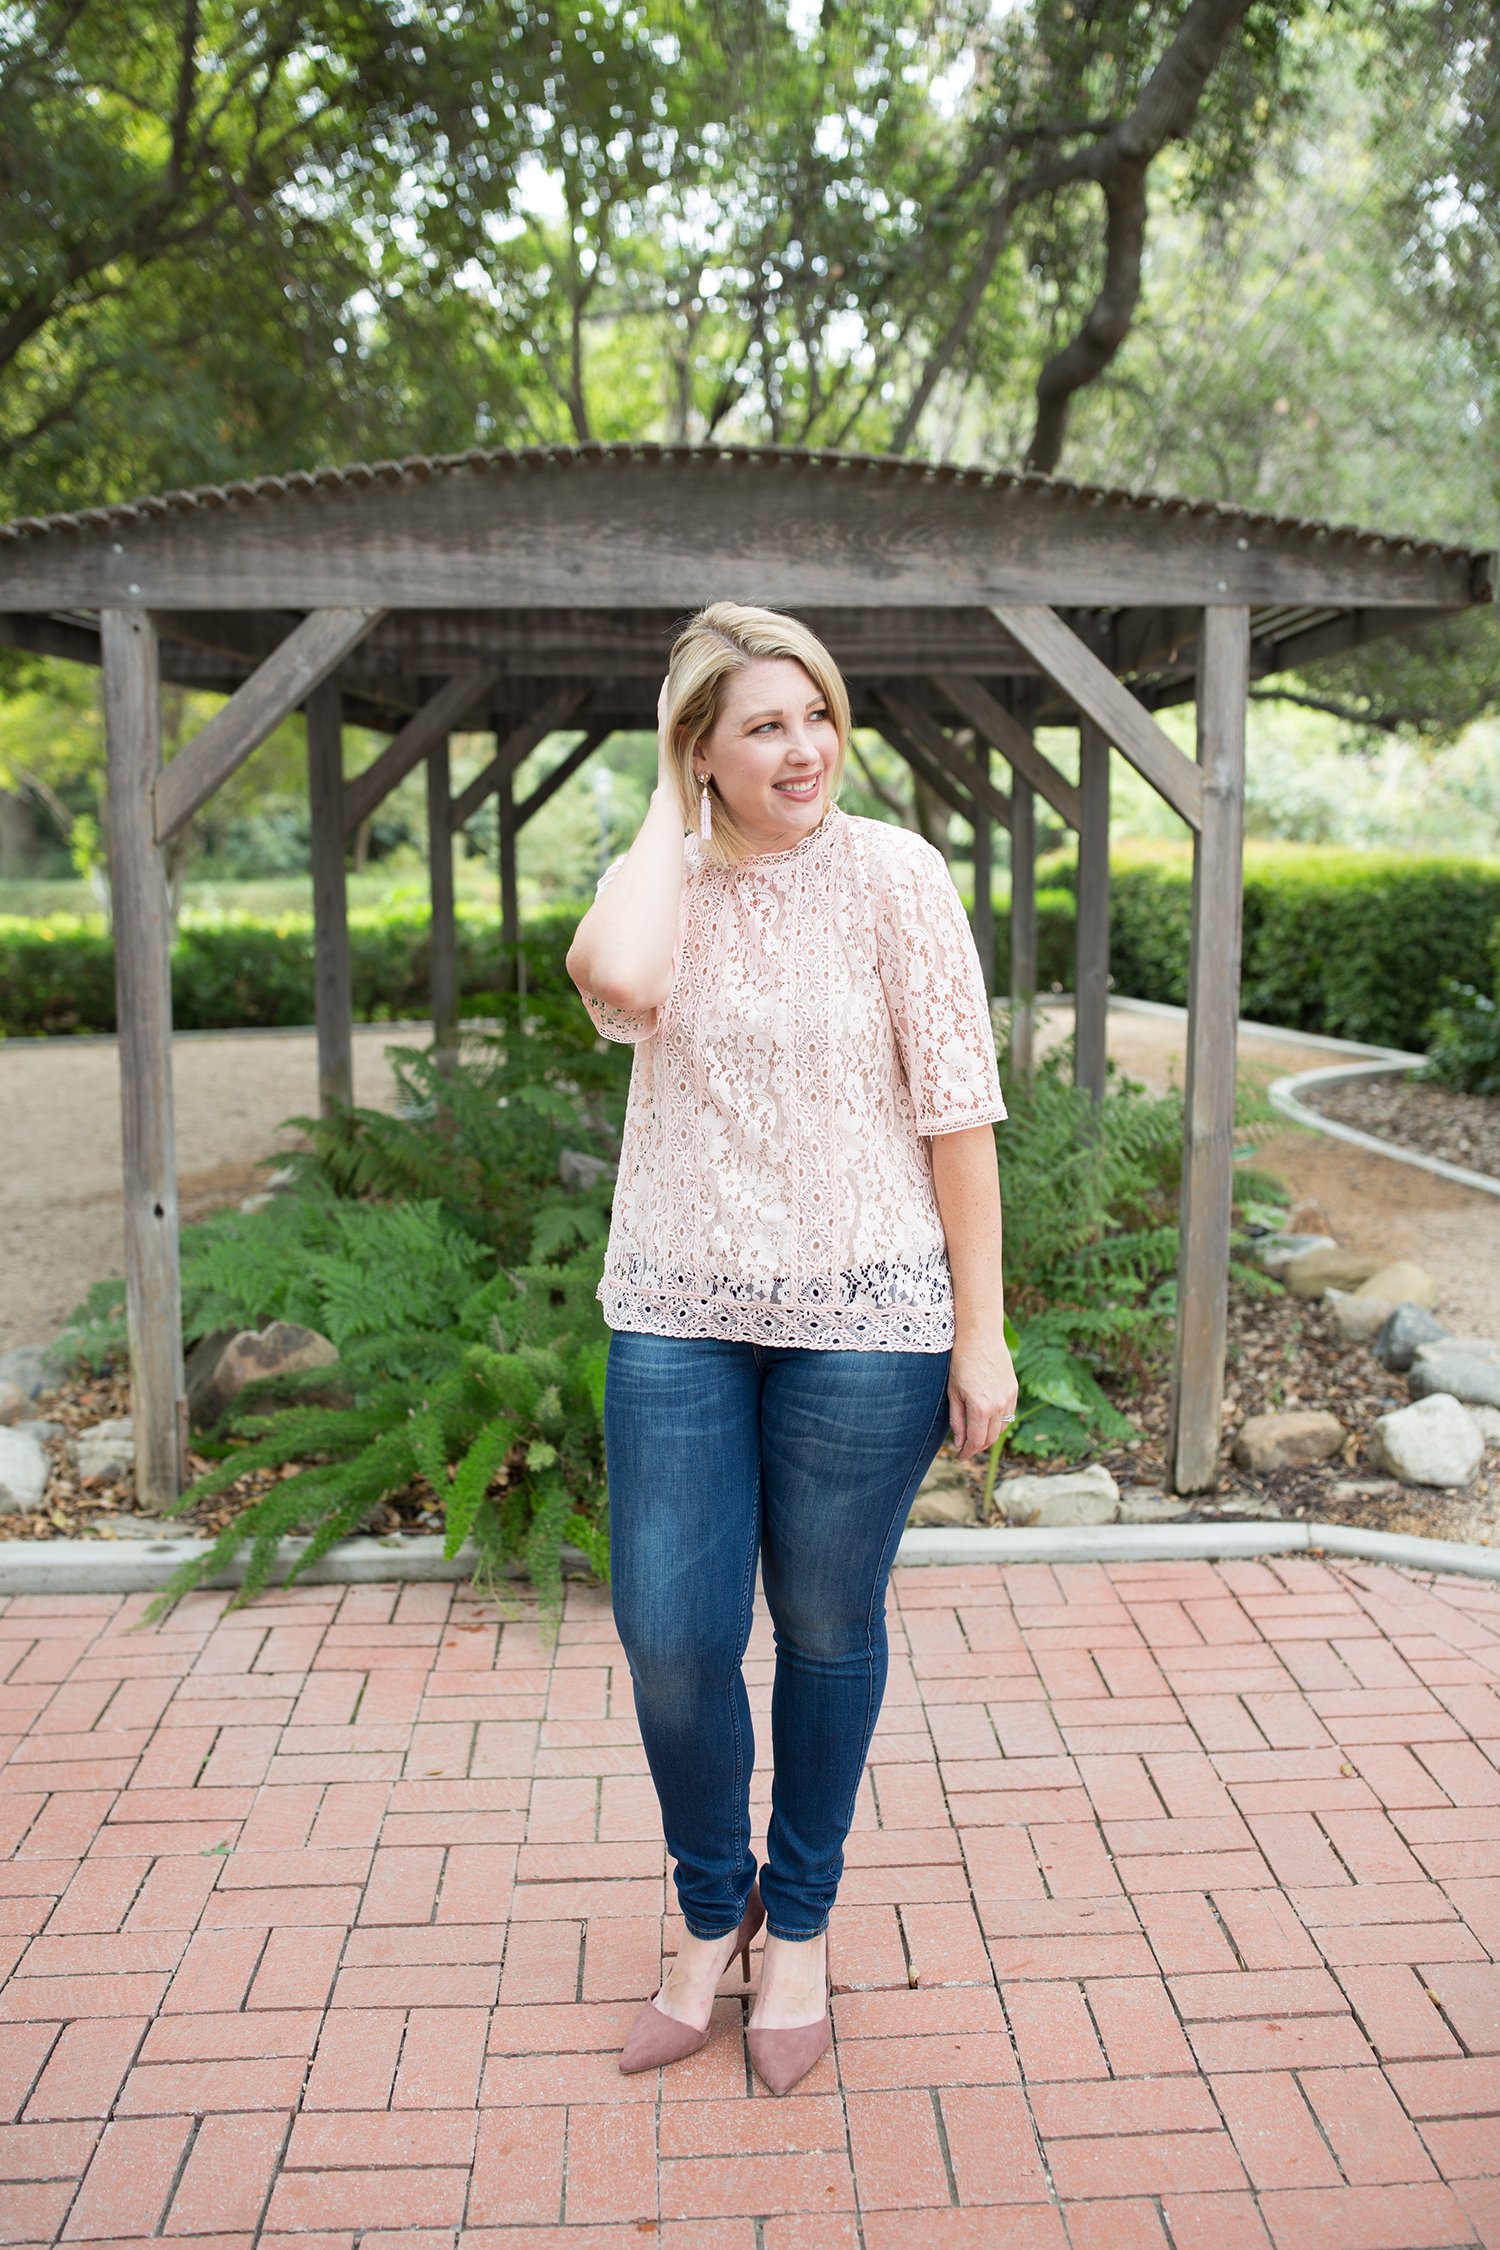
[1424,980,1500,1098]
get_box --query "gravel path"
[1306,1071,1500,1179]
[4,1003,1498,1354]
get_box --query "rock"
[908,1459,979,1528]
[15,1421,62,1447]
[0,1379,26,1426]
[1117,1488,1193,1523]
[1256,1232,1337,1278]
[187,1323,340,1429]
[1232,1410,1346,1472]
[1326,1477,1403,1504]
[1213,1496,1285,1519]
[71,1417,135,1482]
[1284,1247,1384,1299]
[0,1342,68,1402]
[1002,1466,1119,1527]
[1355,1261,1437,1310]
[1413,1336,1500,1367]
[1374,1304,1449,1373]
[1369,1393,1484,1489]
[559,1148,617,1190]
[1470,1406,1500,1448]
[1408,1355,1500,1411]
[0,1428,48,1514]
[1326,1292,1393,1345]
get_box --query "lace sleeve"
[576,857,662,1045]
[875,835,1006,1135]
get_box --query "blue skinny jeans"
[604,1329,951,1942]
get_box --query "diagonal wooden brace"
[931,671,1081,831]
[343,667,503,834]
[877,685,1013,830]
[451,687,586,829]
[990,603,1204,830]
[153,606,384,843]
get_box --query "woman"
[566,602,1016,2095]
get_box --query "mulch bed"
[1302,1070,1500,1179]
[8,1285,1498,1554]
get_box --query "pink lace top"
[580,804,1006,1351]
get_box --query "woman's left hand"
[947,1330,1019,1460]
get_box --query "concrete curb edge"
[3,1518,1497,1596]
[1268,1060,1500,1202]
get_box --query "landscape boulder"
[1355,1261,1437,1310]
[187,1322,341,1429]
[1471,1406,1500,1448]
[1232,1410,1346,1472]
[1414,1336,1500,1368]
[1256,1233,1337,1278]
[908,1458,979,1528]
[71,1417,135,1483]
[1326,1293,1392,1346]
[1001,1466,1119,1527]
[1375,1304,1448,1373]
[1368,1393,1483,1489]
[0,1343,67,1402]
[1408,1355,1500,1412]
[1285,1247,1384,1299]
[0,1428,48,1514]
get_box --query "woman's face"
[694,658,840,855]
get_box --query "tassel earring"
[698,774,713,841]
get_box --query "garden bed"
[1301,1070,1500,1179]
[15,1283,1497,1555]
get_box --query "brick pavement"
[1,1555,1499,2247]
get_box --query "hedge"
[0,903,584,1040]
[4,854,1497,1050]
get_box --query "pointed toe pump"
[747,1934,833,2097]
[619,1884,766,2074]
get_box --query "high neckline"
[724,801,843,872]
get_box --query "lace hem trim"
[599,1282,956,1353]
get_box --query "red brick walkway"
[2,1557,1499,2248]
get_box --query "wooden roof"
[1,444,1491,730]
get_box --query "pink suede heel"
[747,1931,832,2096]
[618,1883,766,2074]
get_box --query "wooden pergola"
[0,443,1491,1512]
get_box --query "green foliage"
[1424,982,1500,1099]
[1041,848,1500,1052]
[0,901,586,1038]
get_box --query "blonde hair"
[663,603,851,865]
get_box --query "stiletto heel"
[619,1883,766,2074]
[747,1931,832,2097]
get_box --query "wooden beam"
[516,728,609,827]
[970,741,994,996]
[876,686,1013,830]
[427,736,458,1072]
[451,688,586,830]
[1075,722,1110,1106]
[1010,776,1037,1080]
[102,609,185,1510]
[873,701,976,826]
[153,607,384,843]
[307,682,353,1113]
[498,774,519,995]
[931,672,1082,830]
[1169,607,1250,1495]
[343,667,502,834]
[991,604,1204,831]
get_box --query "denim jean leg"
[603,1329,763,1938]
[755,1347,952,1939]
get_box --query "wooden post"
[1169,607,1250,1495]
[970,741,994,994]
[1075,719,1110,1104]
[103,609,185,1510]
[498,769,519,996]
[1010,776,1037,1079]
[427,734,458,1070]
[306,681,353,1112]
